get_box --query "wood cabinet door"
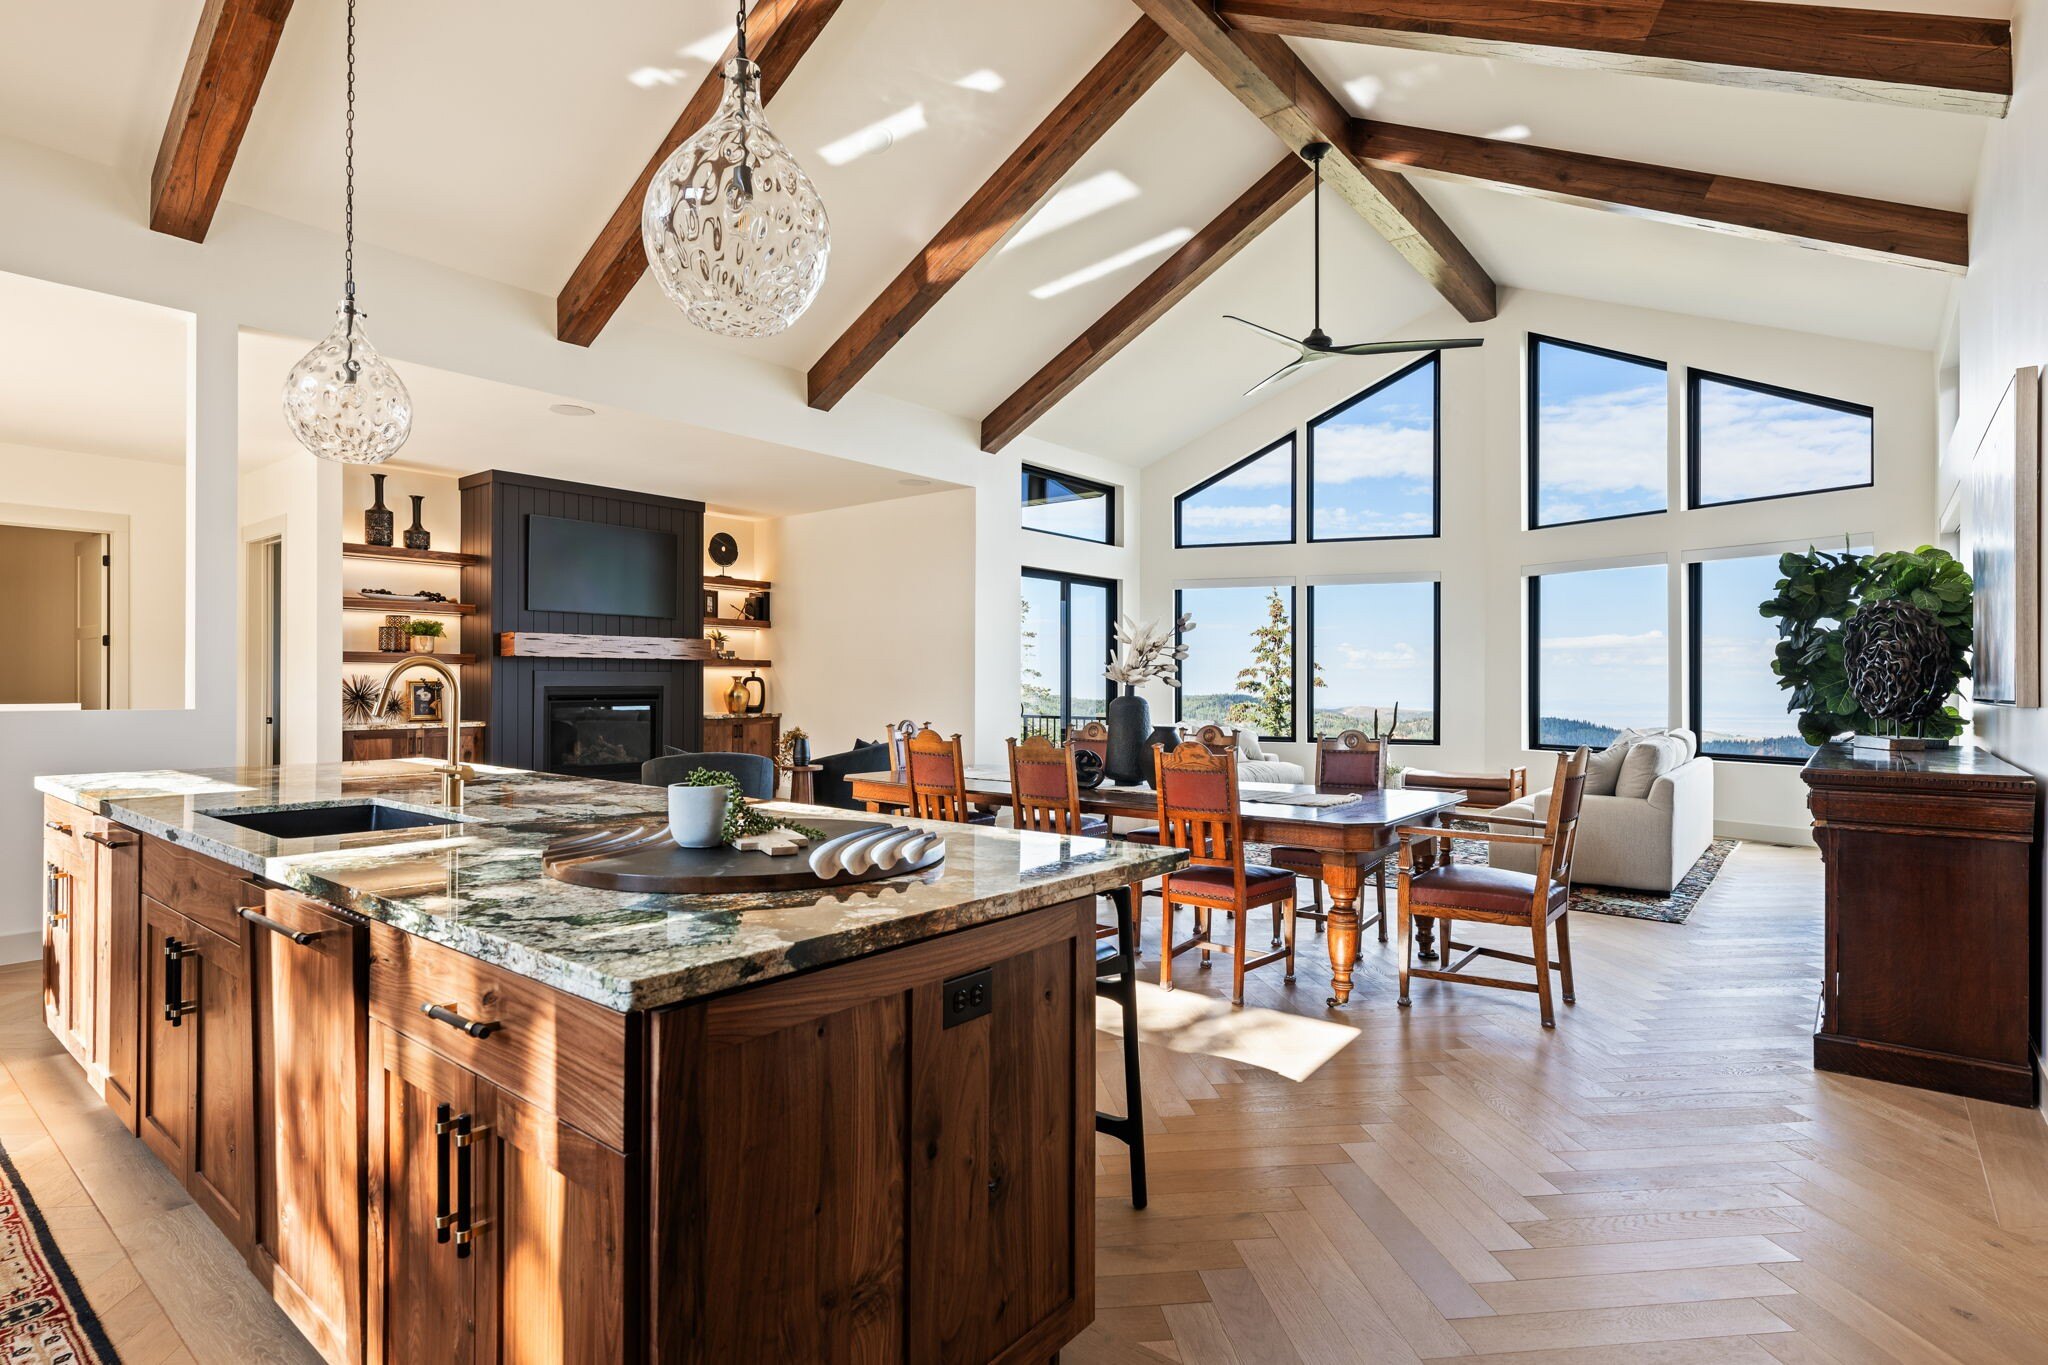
[138,897,194,1176]
[254,891,365,1365]
[95,823,142,1131]
[347,731,417,762]
[187,918,257,1252]
[62,842,98,1067]
[369,1022,479,1365]
[42,855,72,1046]
[471,1084,628,1365]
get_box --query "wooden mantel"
[497,632,719,661]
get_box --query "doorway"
[0,522,109,708]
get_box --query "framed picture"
[702,589,718,617]
[1967,365,2042,707]
[406,679,445,723]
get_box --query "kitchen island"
[35,761,1182,1365]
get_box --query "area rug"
[1250,828,1737,926]
[0,1145,119,1363]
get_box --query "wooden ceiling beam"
[150,0,296,241]
[1130,0,1497,322]
[980,155,1311,453]
[1351,119,1967,271]
[1219,0,2012,115]
[555,0,844,348]
[804,18,1181,411]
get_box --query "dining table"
[846,767,1467,1007]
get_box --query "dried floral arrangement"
[341,674,382,726]
[1105,613,1193,688]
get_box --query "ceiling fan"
[1227,142,1482,397]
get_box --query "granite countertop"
[36,763,1183,1013]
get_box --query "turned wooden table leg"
[1414,823,1442,961]
[1321,854,1365,1008]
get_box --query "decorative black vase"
[364,473,394,546]
[404,495,430,551]
[1105,689,1152,786]
[789,734,811,766]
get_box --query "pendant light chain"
[342,0,359,374]
[1311,150,1321,337]
[734,1,748,62]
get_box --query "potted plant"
[708,628,731,659]
[1761,545,1973,749]
[406,619,446,655]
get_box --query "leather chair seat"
[1266,843,1322,874]
[1121,825,1160,844]
[1167,863,1294,904]
[1406,863,1565,916]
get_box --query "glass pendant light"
[283,0,412,464]
[642,3,830,339]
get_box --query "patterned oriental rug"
[0,1146,120,1363]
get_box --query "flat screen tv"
[525,514,677,619]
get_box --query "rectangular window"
[1688,371,1873,509]
[1528,562,1670,749]
[1020,464,1115,543]
[1689,555,1814,762]
[1020,569,1116,740]
[1175,437,1295,547]
[1309,580,1440,742]
[1308,354,1439,541]
[1529,335,1668,528]
[1175,582,1297,740]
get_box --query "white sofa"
[1205,724,1307,784]
[1489,729,1715,894]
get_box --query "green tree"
[1227,590,1322,736]
[1020,596,1057,719]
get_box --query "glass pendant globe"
[281,303,414,464]
[642,58,829,339]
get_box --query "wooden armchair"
[1267,730,1389,948]
[1394,748,1589,1027]
[904,727,996,825]
[1153,741,1297,1006]
[1006,736,1109,838]
[1066,720,1109,767]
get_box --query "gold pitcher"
[724,674,750,715]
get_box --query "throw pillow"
[1584,735,1632,796]
[1615,734,1688,799]
[1234,727,1264,763]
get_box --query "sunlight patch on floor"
[1097,981,1359,1082]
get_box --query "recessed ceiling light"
[549,403,595,417]
[899,477,933,486]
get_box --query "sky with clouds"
[1535,562,1670,739]
[1311,580,1436,734]
[1310,359,1437,539]
[1178,440,1294,545]
[1694,379,1871,506]
[1533,341,1669,526]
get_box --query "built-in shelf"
[343,595,478,615]
[704,574,771,591]
[343,650,478,665]
[707,658,772,668]
[342,542,482,568]
[707,617,769,630]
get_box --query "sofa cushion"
[1616,735,1688,799]
[1407,863,1566,916]
[1240,759,1308,784]
[1585,736,1632,796]
[1235,727,1265,762]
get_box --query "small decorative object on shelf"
[378,614,411,652]
[1103,612,1194,785]
[708,628,731,659]
[740,671,767,715]
[724,674,750,715]
[407,619,445,654]
[404,494,430,551]
[707,532,739,566]
[405,679,444,723]
[364,472,394,545]
[341,673,382,726]
[741,591,770,622]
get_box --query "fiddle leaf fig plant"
[1759,545,1973,746]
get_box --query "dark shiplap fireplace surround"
[457,470,704,772]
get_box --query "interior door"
[138,897,194,1176]
[369,1022,479,1365]
[73,532,108,710]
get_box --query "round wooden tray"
[541,817,945,894]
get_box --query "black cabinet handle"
[82,829,126,849]
[434,1103,454,1244]
[163,938,196,1026]
[238,906,318,945]
[453,1113,476,1258]
[422,1002,501,1039]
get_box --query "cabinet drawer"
[142,835,267,943]
[43,795,91,864]
[367,923,628,1150]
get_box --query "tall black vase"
[404,494,431,551]
[364,472,394,546]
[1105,689,1152,786]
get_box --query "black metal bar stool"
[1096,884,1147,1209]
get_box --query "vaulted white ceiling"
[0,0,2000,471]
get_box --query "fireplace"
[545,690,662,781]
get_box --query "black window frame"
[1527,333,1671,531]
[1020,567,1120,738]
[1686,557,1810,766]
[1020,463,1117,545]
[1306,352,1442,543]
[1172,581,1299,743]
[1685,368,1875,511]
[1526,565,1671,751]
[1305,578,1443,745]
[1173,434,1297,549]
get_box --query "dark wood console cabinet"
[1803,743,2038,1106]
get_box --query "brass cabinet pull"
[44,864,69,925]
[238,906,318,946]
[44,819,72,836]
[422,1002,501,1039]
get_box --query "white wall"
[1139,289,1938,845]
[240,454,341,765]
[1945,0,2048,1079]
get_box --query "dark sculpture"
[1072,747,1105,790]
[1843,599,1952,726]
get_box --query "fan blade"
[1326,337,1485,356]
[1243,353,1318,397]
[1224,315,1311,352]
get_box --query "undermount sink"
[204,802,467,839]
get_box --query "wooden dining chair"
[1394,747,1589,1027]
[1267,730,1389,949]
[904,727,997,825]
[1153,741,1297,1006]
[1006,736,1111,838]
[1066,720,1109,767]
[1188,723,1240,758]
[884,718,925,773]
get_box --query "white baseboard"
[1714,820,1817,847]
[0,930,40,967]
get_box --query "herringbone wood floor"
[1074,843,2048,1364]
